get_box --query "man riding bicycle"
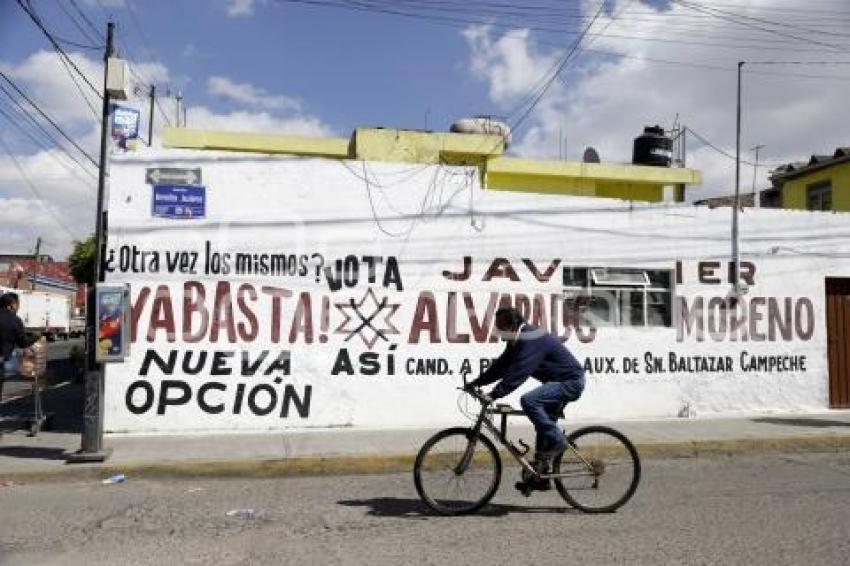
[466,307,585,492]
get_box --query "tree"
[68,235,96,286]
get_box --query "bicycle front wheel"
[553,425,641,513]
[413,427,501,516]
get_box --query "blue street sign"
[152,184,206,219]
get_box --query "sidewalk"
[2,396,850,482]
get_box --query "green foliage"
[68,235,96,286]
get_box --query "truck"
[0,286,72,341]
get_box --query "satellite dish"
[583,147,600,163]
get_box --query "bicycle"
[413,378,641,516]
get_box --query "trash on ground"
[185,487,205,494]
[0,480,16,488]
[225,508,257,519]
[102,474,127,484]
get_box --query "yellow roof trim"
[163,127,350,158]
[488,156,702,185]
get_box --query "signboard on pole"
[96,285,130,363]
[151,184,206,219]
[111,106,140,141]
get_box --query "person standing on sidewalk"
[466,307,586,492]
[0,292,40,402]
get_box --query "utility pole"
[751,144,765,208]
[147,84,155,147]
[30,236,41,291]
[68,21,114,463]
[732,61,744,294]
[175,90,182,128]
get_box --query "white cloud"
[186,106,335,137]
[226,0,259,17]
[461,0,850,199]
[207,75,301,111]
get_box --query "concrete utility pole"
[68,21,114,463]
[176,90,182,128]
[31,236,41,291]
[148,84,155,147]
[732,61,744,294]
[751,144,765,208]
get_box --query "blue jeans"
[520,380,583,452]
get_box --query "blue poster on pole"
[112,106,140,140]
[152,184,206,219]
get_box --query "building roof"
[771,146,850,180]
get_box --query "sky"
[1,0,849,258]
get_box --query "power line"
[54,0,101,45]
[676,0,850,41]
[0,103,98,185]
[670,0,850,53]
[511,1,608,130]
[274,0,850,54]
[16,0,102,98]
[68,0,105,40]
[0,135,83,241]
[0,71,99,168]
[685,127,773,168]
[52,44,102,123]
[0,85,99,177]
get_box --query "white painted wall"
[103,150,850,434]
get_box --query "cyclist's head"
[494,307,524,341]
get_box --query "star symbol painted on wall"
[334,288,401,349]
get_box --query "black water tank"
[632,125,672,167]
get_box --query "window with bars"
[563,267,674,328]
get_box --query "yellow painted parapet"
[486,156,702,202]
[353,127,505,164]
[163,127,350,158]
[488,157,701,184]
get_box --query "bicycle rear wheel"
[413,427,501,516]
[553,425,641,513]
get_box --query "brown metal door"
[826,278,850,408]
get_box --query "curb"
[3,434,850,484]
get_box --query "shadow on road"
[0,446,68,460]
[337,497,579,518]
[0,382,82,434]
[751,417,850,429]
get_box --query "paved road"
[1,451,848,565]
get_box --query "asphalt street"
[1,451,848,566]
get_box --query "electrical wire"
[0,71,99,168]
[68,0,105,40]
[54,0,102,45]
[52,45,102,123]
[16,0,102,98]
[0,135,84,241]
[509,1,607,131]
[0,104,98,186]
[274,0,850,54]
[670,0,850,53]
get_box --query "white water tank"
[450,116,511,148]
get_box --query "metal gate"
[826,278,850,408]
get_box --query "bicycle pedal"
[515,481,534,497]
